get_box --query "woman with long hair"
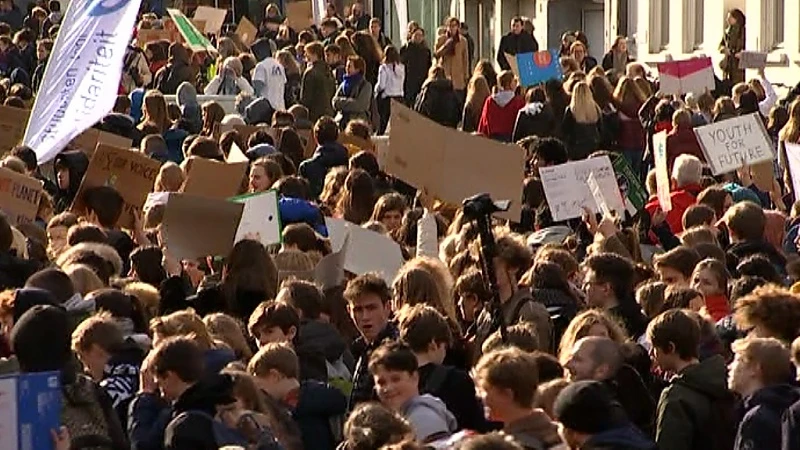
[276,127,305,169]
[276,50,301,108]
[613,76,647,176]
[249,157,283,193]
[370,192,408,233]
[414,65,459,128]
[375,45,404,134]
[399,26,431,106]
[351,30,382,86]
[719,8,746,86]
[461,74,490,132]
[472,60,497,93]
[335,168,376,224]
[544,78,569,137]
[601,36,632,74]
[569,41,597,72]
[562,81,603,159]
[139,90,171,133]
[319,166,349,215]
[779,99,800,198]
[335,34,357,59]
[200,101,225,137]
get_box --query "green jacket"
[300,61,336,122]
[655,355,728,450]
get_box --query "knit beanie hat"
[553,380,626,434]
[11,305,71,373]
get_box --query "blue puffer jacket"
[163,128,189,164]
[279,197,328,236]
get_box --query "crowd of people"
[5,0,800,449]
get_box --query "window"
[693,0,704,49]
[773,0,785,48]
[659,0,670,50]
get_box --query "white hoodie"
[401,394,458,443]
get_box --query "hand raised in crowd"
[416,187,434,210]
[51,427,70,450]
[139,352,159,395]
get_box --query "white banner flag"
[23,0,142,164]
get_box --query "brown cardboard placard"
[162,193,244,260]
[193,6,227,34]
[750,161,775,192]
[70,129,133,157]
[0,105,30,156]
[235,16,258,47]
[181,156,248,199]
[285,0,313,30]
[71,145,161,229]
[387,101,524,220]
[339,133,375,153]
[0,166,43,225]
[136,28,171,46]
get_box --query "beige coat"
[434,34,470,91]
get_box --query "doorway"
[582,7,605,60]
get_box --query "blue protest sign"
[0,371,61,450]
[516,50,563,87]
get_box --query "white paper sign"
[587,173,610,216]
[784,143,800,201]
[654,131,673,212]
[144,191,170,211]
[540,156,626,221]
[227,142,249,163]
[739,51,768,69]
[325,217,404,284]
[694,113,774,175]
[232,190,281,247]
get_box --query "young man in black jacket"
[399,304,489,432]
[496,17,538,71]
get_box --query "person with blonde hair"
[613,76,647,177]
[461,74,490,133]
[138,90,171,133]
[150,308,236,375]
[562,81,602,159]
[779,99,800,195]
[414,65,459,127]
[569,40,597,72]
[203,313,254,362]
[154,162,184,192]
[64,263,105,296]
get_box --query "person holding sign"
[665,109,706,171]
[496,16,538,71]
[645,154,705,234]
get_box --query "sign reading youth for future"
[694,113,774,175]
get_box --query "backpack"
[178,410,284,450]
[61,376,116,450]
[678,382,737,450]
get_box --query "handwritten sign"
[587,172,610,216]
[70,129,133,157]
[739,51,768,69]
[694,113,774,175]
[654,131,672,212]
[0,167,43,225]
[539,156,625,222]
[0,105,29,156]
[0,371,61,450]
[71,145,161,229]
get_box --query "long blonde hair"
[141,90,170,133]
[276,50,300,76]
[465,75,491,114]
[557,309,628,364]
[203,313,253,362]
[613,76,646,106]
[780,98,800,143]
[569,81,601,124]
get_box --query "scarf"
[342,73,363,97]
[613,51,627,73]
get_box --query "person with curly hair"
[734,286,800,343]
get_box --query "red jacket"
[477,92,525,141]
[666,124,706,171]
[645,183,703,234]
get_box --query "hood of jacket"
[298,320,347,362]
[12,287,58,322]
[294,379,347,418]
[176,82,198,108]
[744,383,800,414]
[402,393,458,435]
[521,101,546,115]
[673,354,729,399]
[727,239,787,268]
[173,373,236,415]
[585,424,657,450]
[54,150,89,195]
[244,97,274,125]
[492,90,517,108]
[278,196,328,236]
[504,409,563,449]
[203,347,236,377]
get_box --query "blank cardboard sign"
[181,157,248,199]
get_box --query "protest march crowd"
[6,0,800,449]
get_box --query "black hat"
[553,381,627,434]
[11,304,71,374]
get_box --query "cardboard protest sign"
[739,51,768,69]
[387,101,524,221]
[71,145,161,229]
[656,57,715,95]
[235,17,259,47]
[0,167,43,225]
[504,53,519,79]
[227,142,250,163]
[315,234,347,289]
[372,135,389,168]
[286,0,314,30]
[694,113,774,175]
[750,162,775,192]
[516,50,562,87]
[653,131,672,212]
[218,123,277,142]
[136,28,171,46]
[0,105,29,155]
[181,157,248,199]
[193,6,227,34]
[587,173,611,216]
[0,371,61,450]
[144,191,170,212]
[167,9,215,53]
[230,190,282,248]
[611,155,647,216]
[539,156,625,222]
[162,191,281,260]
[339,133,375,153]
[785,143,800,199]
[70,129,133,156]
[325,217,404,284]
